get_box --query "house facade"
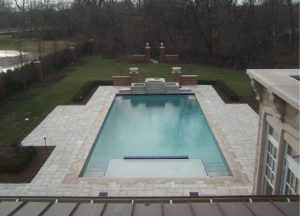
[247,69,299,195]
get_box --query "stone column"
[34,60,43,81]
[145,42,151,61]
[129,67,139,83]
[254,112,268,195]
[69,46,76,63]
[159,42,165,62]
[172,67,181,83]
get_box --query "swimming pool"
[81,94,230,178]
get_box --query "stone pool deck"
[0,86,259,196]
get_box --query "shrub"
[197,80,217,85]
[216,80,240,101]
[72,80,113,103]
[0,147,36,173]
[197,79,239,101]
[0,74,7,100]
[1,63,36,97]
[0,41,89,102]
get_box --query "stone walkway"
[0,86,259,196]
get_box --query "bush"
[216,80,240,101]
[0,41,89,103]
[197,79,239,101]
[0,147,36,173]
[72,80,113,103]
[197,80,217,85]
[0,63,36,98]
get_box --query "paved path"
[0,86,259,196]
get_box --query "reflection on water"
[121,95,182,107]
[0,50,35,73]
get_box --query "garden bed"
[0,146,54,183]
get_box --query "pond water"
[0,50,35,73]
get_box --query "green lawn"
[0,55,252,153]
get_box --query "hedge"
[197,80,217,85]
[0,146,36,173]
[0,63,36,100]
[216,80,240,101]
[72,80,113,103]
[0,41,89,102]
[197,79,239,101]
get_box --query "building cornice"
[247,69,300,112]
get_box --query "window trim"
[267,134,279,148]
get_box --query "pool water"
[81,94,230,177]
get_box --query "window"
[265,182,273,195]
[263,124,279,194]
[264,141,277,186]
[284,168,299,195]
[282,143,300,195]
[268,125,280,144]
[287,145,297,157]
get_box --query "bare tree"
[286,0,296,46]
[2,0,298,67]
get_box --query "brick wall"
[164,55,179,62]
[112,76,131,86]
[180,75,198,85]
[126,55,146,62]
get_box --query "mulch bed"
[0,146,54,183]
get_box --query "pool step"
[205,162,230,177]
[123,156,189,159]
[104,159,207,178]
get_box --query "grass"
[0,55,253,154]
[0,34,73,57]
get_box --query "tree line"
[0,0,299,68]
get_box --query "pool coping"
[65,86,257,189]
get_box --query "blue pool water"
[81,94,230,177]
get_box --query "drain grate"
[99,192,108,197]
[189,192,199,197]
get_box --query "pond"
[0,50,35,73]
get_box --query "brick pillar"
[145,42,151,61]
[34,60,43,81]
[159,42,165,62]
[172,67,181,83]
[129,67,139,83]
[69,46,76,63]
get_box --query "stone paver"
[0,86,259,196]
